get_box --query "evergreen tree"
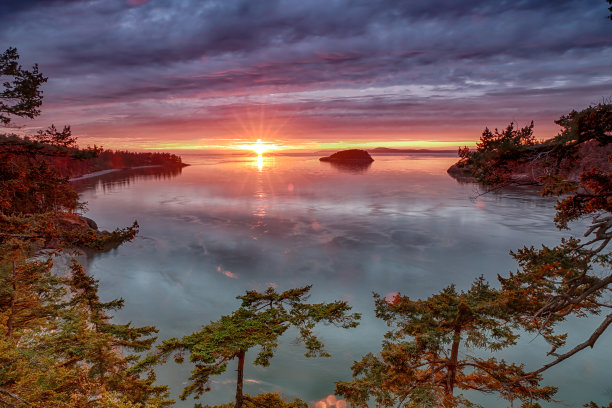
[452,103,612,385]
[197,393,308,408]
[0,48,136,251]
[0,47,169,407]
[0,47,47,126]
[336,278,555,407]
[0,250,173,407]
[158,286,360,408]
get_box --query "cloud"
[2,0,611,145]
[217,265,238,279]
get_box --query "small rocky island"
[319,149,374,163]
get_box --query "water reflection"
[251,153,277,172]
[322,160,372,173]
[77,154,610,408]
[71,166,184,193]
[251,163,269,240]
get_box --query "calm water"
[73,154,612,407]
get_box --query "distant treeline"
[54,149,186,178]
[0,133,186,178]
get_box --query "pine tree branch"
[0,395,19,408]
[533,273,612,319]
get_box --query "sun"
[238,139,277,155]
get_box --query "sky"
[1,0,611,151]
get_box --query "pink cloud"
[217,265,238,279]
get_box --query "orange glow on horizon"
[75,133,478,153]
[238,139,278,155]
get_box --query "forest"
[1,46,611,408]
[0,131,186,179]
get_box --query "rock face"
[319,149,374,163]
[81,216,98,230]
[446,163,476,182]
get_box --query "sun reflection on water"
[252,152,276,172]
[251,158,270,240]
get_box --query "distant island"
[319,149,374,163]
[315,147,457,155]
[369,147,456,154]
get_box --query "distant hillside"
[369,147,456,154]
[314,147,457,155]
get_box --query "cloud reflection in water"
[77,154,611,407]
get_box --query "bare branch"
[0,389,30,406]
[528,312,612,377]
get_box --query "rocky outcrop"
[43,213,132,251]
[447,141,612,184]
[446,163,476,183]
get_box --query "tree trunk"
[234,350,246,408]
[446,327,461,396]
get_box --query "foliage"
[453,103,612,392]
[0,49,139,252]
[196,393,309,408]
[456,103,611,186]
[47,147,186,179]
[0,212,139,253]
[0,47,47,126]
[158,286,360,408]
[0,48,171,407]
[456,122,537,185]
[553,103,612,146]
[379,103,612,405]
[336,277,555,408]
[584,403,612,408]
[0,134,82,215]
[542,166,612,232]
[500,238,611,368]
[501,137,611,378]
[0,250,172,407]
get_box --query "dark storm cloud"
[1,0,611,143]
[6,0,609,73]
[0,0,83,16]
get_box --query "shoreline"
[69,164,189,182]
[69,169,121,181]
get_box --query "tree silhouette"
[0,47,47,126]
